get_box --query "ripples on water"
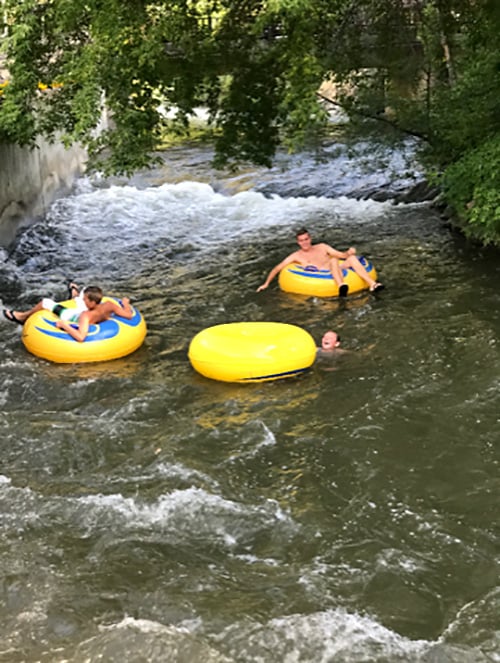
[0,142,499,662]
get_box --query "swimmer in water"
[320,330,342,351]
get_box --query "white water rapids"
[0,137,498,662]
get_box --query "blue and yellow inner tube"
[279,257,378,297]
[188,322,316,383]
[22,297,147,363]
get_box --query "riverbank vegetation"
[0,0,499,244]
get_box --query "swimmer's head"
[82,285,103,310]
[321,330,341,351]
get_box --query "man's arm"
[56,312,91,342]
[108,297,133,319]
[257,253,298,292]
[323,243,356,260]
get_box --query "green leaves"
[0,0,338,173]
[1,0,500,246]
[441,135,500,245]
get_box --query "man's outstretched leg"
[4,300,48,325]
[342,255,384,292]
[328,258,349,297]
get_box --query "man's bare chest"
[297,246,329,266]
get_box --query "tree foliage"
[1,0,500,243]
[440,134,500,245]
[0,0,342,172]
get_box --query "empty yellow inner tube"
[189,322,316,383]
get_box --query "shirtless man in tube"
[256,227,384,297]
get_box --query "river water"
[0,136,499,663]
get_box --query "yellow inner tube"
[189,322,316,383]
[279,257,378,297]
[22,297,147,363]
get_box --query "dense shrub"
[441,135,500,245]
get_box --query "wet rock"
[393,180,441,204]
[421,644,491,662]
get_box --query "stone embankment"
[0,139,87,247]
[0,55,87,247]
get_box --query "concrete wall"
[0,137,87,247]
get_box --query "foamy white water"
[0,137,498,663]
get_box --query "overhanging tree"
[1,0,500,243]
[0,0,346,173]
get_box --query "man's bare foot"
[67,281,80,298]
[3,309,24,325]
[369,283,385,293]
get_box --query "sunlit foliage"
[1,0,500,242]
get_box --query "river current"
[0,136,499,662]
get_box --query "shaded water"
[0,140,499,662]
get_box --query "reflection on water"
[0,144,499,662]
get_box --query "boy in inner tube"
[3,283,133,342]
